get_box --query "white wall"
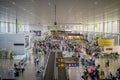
[0,34,25,54]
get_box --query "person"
[105,60,109,67]
[100,69,105,79]
[34,58,37,67]
[20,64,25,74]
[36,57,39,65]
[94,68,99,80]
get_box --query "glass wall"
[99,23,103,32]
[5,22,8,33]
[95,24,100,32]
[79,25,83,32]
[107,22,112,33]
[88,24,93,32]
[19,25,24,32]
[1,22,6,32]
[83,25,88,32]
[9,23,16,33]
[113,21,118,33]
[104,22,108,33]
[0,21,30,33]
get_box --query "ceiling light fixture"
[48,2,51,6]
[23,8,26,11]
[12,2,16,5]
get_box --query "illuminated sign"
[56,57,79,67]
[106,48,113,51]
[56,57,79,63]
[56,63,79,67]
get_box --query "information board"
[56,57,79,67]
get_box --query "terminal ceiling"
[0,0,120,26]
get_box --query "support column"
[8,22,10,32]
[54,52,58,80]
[16,18,18,33]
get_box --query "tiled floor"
[0,59,14,79]
[66,47,120,80]
[17,55,45,80]
[0,54,45,80]
[0,50,120,80]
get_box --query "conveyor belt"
[44,52,55,80]
[57,52,67,80]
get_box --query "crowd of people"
[17,35,120,80]
[14,63,25,77]
[80,40,120,80]
[60,39,120,80]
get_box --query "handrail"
[62,51,69,80]
[54,51,58,80]
[42,50,51,79]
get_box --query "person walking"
[20,64,25,74]
[34,58,37,67]
[36,57,39,65]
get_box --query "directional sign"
[56,57,79,67]
[56,57,79,63]
[56,63,79,67]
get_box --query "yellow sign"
[98,38,114,46]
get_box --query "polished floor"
[0,51,120,80]
[66,48,120,80]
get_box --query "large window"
[13,24,16,33]
[79,25,83,31]
[10,23,16,33]
[107,22,112,33]
[5,22,8,33]
[99,23,103,32]
[88,24,93,32]
[1,22,6,32]
[19,25,24,32]
[112,21,118,33]
[24,25,29,32]
[95,24,100,32]
[83,25,88,32]
[104,22,108,33]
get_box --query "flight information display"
[56,57,79,67]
